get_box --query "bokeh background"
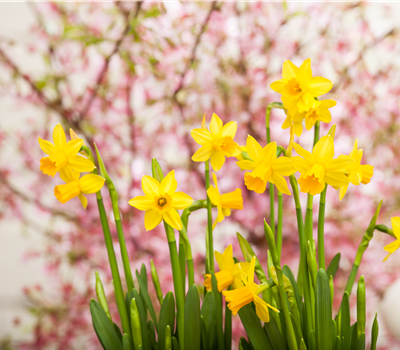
[1,1,400,349]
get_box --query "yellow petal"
[270,79,286,93]
[324,172,350,188]
[210,151,225,172]
[313,136,334,164]
[254,295,270,323]
[222,245,234,271]
[212,172,219,192]
[271,173,291,195]
[129,195,154,211]
[246,257,256,285]
[210,113,223,136]
[297,58,312,81]
[282,60,299,80]
[222,121,237,138]
[293,122,303,137]
[272,157,295,176]
[59,166,80,183]
[38,138,55,155]
[78,194,88,209]
[144,209,163,231]
[360,164,374,185]
[244,173,267,193]
[307,76,333,96]
[391,217,400,239]
[319,99,337,109]
[192,145,213,162]
[53,123,67,150]
[68,155,96,173]
[64,139,84,157]
[160,170,178,195]
[246,135,263,162]
[207,186,220,206]
[40,157,58,177]
[339,184,349,201]
[215,250,225,270]
[324,158,354,173]
[191,128,212,146]
[70,128,79,140]
[142,176,160,196]
[236,160,256,170]
[54,181,81,204]
[291,156,309,173]
[203,274,212,291]
[79,174,105,194]
[292,143,314,164]
[171,191,193,210]
[220,189,243,210]
[163,209,182,230]
[348,171,362,186]
[384,240,400,254]
[318,109,332,123]
[262,142,277,165]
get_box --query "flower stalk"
[205,159,214,274]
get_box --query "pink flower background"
[1,2,400,349]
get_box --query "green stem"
[318,185,327,270]
[205,160,214,274]
[277,191,283,263]
[313,121,320,147]
[180,208,195,286]
[289,175,314,336]
[97,195,131,337]
[164,222,185,348]
[305,194,313,244]
[269,184,275,236]
[265,102,284,144]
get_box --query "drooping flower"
[337,139,374,200]
[128,170,193,231]
[236,135,295,194]
[222,257,279,323]
[191,114,239,171]
[383,217,400,262]
[39,124,95,177]
[292,135,354,195]
[206,173,243,229]
[270,59,333,112]
[54,167,105,209]
[204,245,249,292]
[282,99,336,136]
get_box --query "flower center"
[287,78,303,96]
[306,109,319,122]
[212,136,237,156]
[158,197,167,207]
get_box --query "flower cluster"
[38,124,104,209]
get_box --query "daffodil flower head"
[236,135,295,195]
[54,167,105,209]
[128,170,193,231]
[292,135,354,195]
[204,245,250,292]
[336,139,374,200]
[206,173,243,229]
[191,113,239,171]
[383,217,400,262]
[270,59,333,112]
[39,124,95,177]
[222,257,279,323]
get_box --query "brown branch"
[79,1,142,120]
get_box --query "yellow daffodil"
[270,58,333,112]
[233,145,247,161]
[128,170,193,231]
[191,114,239,171]
[204,245,249,292]
[39,124,95,177]
[207,173,243,229]
[222,257,279,323]
[383,217,400,262]
[54,167,105,209]
[282,99,336,136]
[337,139,374,200]
[236,135,295,195]
[292,135,353,195]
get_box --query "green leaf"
[309,330,316,350]
[148,321,157,350]
[158,292,175,350]
[336,336,342,350]
[131,289,151,350]
[264,311,287,350]
[238,304,272,350]
[300,338,307,350]
[114,323,123,342]
[200,316,207,350]
[370,313,379,350]
[237,232,267,282]
[136,270,158,332]
[200,291,215,350]
[140,264,148,290]
[326,253,341,279]
[224,301,232,350]
[316,269,332,350]
[90,299,123,350]
[211,274,225,350]
[123,334,134,350]
[356,276,365,340]
[239,337,253,350]
[340,292,351,350]
[356,333,365,350]
[165,325,172,350]
[350,323,357,350]
[172,337,179,350]
[184,285,200,350]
